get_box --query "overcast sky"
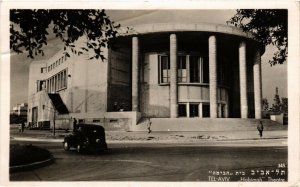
[10,10,287,108]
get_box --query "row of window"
[46,55,67,73]
[37,69,68,92]
[178,103,210,118]
[178,103,226,118]
[46,69,68,92]
[159,55,209,84]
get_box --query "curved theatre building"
[27,23,264,131]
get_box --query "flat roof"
[119,23,265,54]
[120,23,256,39]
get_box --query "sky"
[10,10,287,108]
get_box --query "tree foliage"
[228,9,287,66]
[10,9,120,60]
[262,98,269,111]
[269,87,288,114]
[281,97,288,114]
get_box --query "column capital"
[170,33,177,39]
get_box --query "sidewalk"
[10,124,287,143]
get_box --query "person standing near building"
[257,121,264,138]
[147,118,152,133]
[21,122,25,132]
[18,123,22,133]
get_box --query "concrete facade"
[27,23,264,131]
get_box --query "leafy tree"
[228,9,287,66]
[281,97,288,114]
[262,98,269,111]
[10,9,120,60]
[269,87,282,113]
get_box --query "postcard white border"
[1,1,299,187]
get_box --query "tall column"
[132,36,139,111]
[253,49,262,119]
[239,41,248,118]
[186,103,190,118]
[170,34,178,118]
[209,35,218,118]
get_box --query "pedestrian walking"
[21,122,25,132]
[18,123,22,133]
[257,121,264,138]
[147,118,152,133]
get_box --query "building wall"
[66,52,108,115]
[28,61,47,96]
[140,53,170,117]
[28,48,109,125]
[28,91,53,122]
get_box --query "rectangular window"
[57,74,61,90]
[190,56,200,83]
[189,103,199,117]
[202,104,210,118]
[64,70,67,88]
[41,67,46,73]
[60,72,63,89]
[48,66,50,72]
[38,80,45,91]
[159,55,170,83]
[203,56,209,83]
[158,54,208,84]
[55,75,57,91]
[47,79,50,92]
[177,56,187,83]
[178,104,187,117]
[51,77,55,92]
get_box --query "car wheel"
[63,142,70,151]
[76,144,82,153]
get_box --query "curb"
[10,156,54,173]
[11,136,287,144]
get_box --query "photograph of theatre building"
[27,11,265,132]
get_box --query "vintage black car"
[62,124,108,153]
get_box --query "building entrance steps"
[134,118,287,132]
